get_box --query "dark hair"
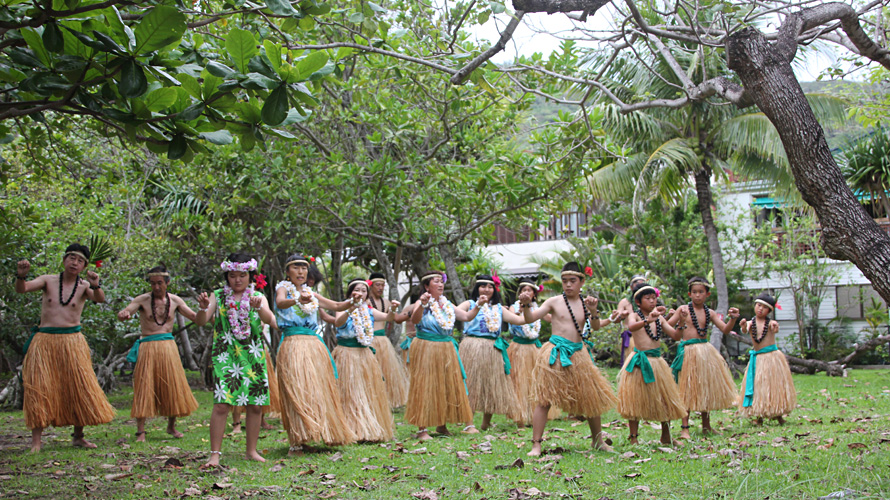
[147,264,170,283]
[687,276,711,292]
[284,253,311,273]
[420,270,445,292]
[754,292,777,311]
[368,272,385,281]
[64,243,91,261]
[562,261,584,280]
[470,274,501,305]
[346,278,369,297]
[222,253,256,283]
[632,282,657,304]
[307,264,324,285]
[517,282,538,300]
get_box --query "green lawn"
[0,369,888,499]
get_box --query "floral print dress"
[210,289,269,406]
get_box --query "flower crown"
[220,259,258,272]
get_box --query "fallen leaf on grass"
[625,485,650,493]
[620,451,637,459]
[163,458,184,468]
[134,483,149,490]
[817,439,835,450]
[298,469,315,476]
[847,443,868,450]
[455,451,470,460]
[408,447,428,454]
[317,491,338,499]
[328,451,343,462]
[794,432,811,438]
[495,458,525,470]
[624,473,641,478]
[182,487,202,497]
[656,447,674,454]
[411,487,438,499]
[212,482,233,489]
[269,464,284,473]
[633,458,651,464]
[361,465,380,470]
[104,473,132,481]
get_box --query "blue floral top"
[463,300,502,339]
[417,306,454,337]
[336,316,357,340]
[274,282,318,330]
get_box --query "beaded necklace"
[635,307,663,341]
[58,273,79,306]
[151,292,171,326]
[687,302,711,337]
[563,292,590,339]
[751,316,770,343]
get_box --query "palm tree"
[841,128,890,218]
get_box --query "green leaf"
[348,12,364,23]
[177,73,202,99]
[143,87,177,111]
[167,134,187,160]
[206,61,235,78]
[178,102,205,121]
[119,59,148,97]
[263,40,283,71]
[199,129,234,144]
[227,28,258,74]
[295,52,329,80]
[281,107,311,125]
[264,0,298,16]
[42,22,65,53]
[261,84,289,125]
[490,1,506,14]
[478,10,490,25]
[367,2,387,13]
[306,3,331,15]
[134,5,187,54]
[21,29,51,68]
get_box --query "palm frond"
[587,153,647,202]
[633,138,699,218]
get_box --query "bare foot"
[166,429,184,439]
[261,422,275,430]
[702,427,721,436]
[232,423,242,434]
[662,438,684,447]
[288,446,303,456]
[417,431,433,441]
[72,437,98,448]
[436,425,452,436]
[245,451,266,463]
[136,431,147,443]
[753,418,764,426]
[628,435,639,445]
[30,442,41,453]
[776,416,786,425]
[202,452,222,469]
[527,441,543,457]
[592,439,614,452]
[678,428,692,440]
[461,425,479,434]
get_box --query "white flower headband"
[220,259,258,272]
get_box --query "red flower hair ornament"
[584,266,593,277]
[255,273,268,290]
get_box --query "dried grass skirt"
[618,353,686,422]
[677,342,737,412]
[459,336,519,416]
[332,346,393,442]
[507,342,560,425]
[131,339,198,419]
[404,338,473,428]
[371,335,409,408]
[737,350,797,418]
[532,341,617,417]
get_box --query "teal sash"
[670,338,709,382]
[127,333,174,363]
[400,336,413,362]
[282,326,338,379]
[373,329,387,337]
[625,347,662,384]
[337,337,376,354]
[415,330,467,392]
[547,335,595,367]
[511,336,542,348]
[743,344,778,407]
[23,325,82,355]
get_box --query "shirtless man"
[15,243,116,452]
[117,265,199,442]
[518,261,621,457]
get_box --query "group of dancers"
[13,244,797,466]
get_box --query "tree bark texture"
[439,243,466,304]
[176,312,199,371]
[694,164,730,351]
[512,0,608,14]
[727,26,890,310]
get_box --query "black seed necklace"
[563,292,590,338]
[370,296,384,312]
[751,317,770,343]
[58,273,79,306]
[635,307,663,341]
[688,302,711,338]
[152,292,171,326]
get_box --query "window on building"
[836,285,887,320]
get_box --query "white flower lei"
[429,295,456,330]
[513,301,541,339]
[349,304,375,346]
[224,284,255,340]
[478,301,501,333]
[275,280,318,315]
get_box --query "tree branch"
[512,0,608,14]
[451,11,525,85]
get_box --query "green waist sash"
[282,326,338,379]
[512,336,542,348]
[670,338,709,382]
[625,347,662,384]
[373,329,387,337]
[415,330,467,390]
[337,337,376,354]
[400,336,413,362]
[127,333,174,363]
[23,325,82,355]
[547,335,595,367]
[466,334,511,375]
[743,344,778,407]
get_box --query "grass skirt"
[459,337,519,416]
[532,342,617,418]
[264,349,281,417]
[618,353,686,422]
[678,342,737,412]
[737,350,797,418]
[23,331,116,429]
[405,338,473,428]
[507,342,560,425]
[332,346,394,442]
[131,339,198,419]
[371,336,409,408]
[277,335,356,446]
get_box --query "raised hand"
[518,290,532,305]
[390,300,401,311]
[117,309,131,321]
[16,259,30,278]
[769,320,779,334]
[728,307,740,319]
[420,292,431,306]
[476,294,489,305]
[197,292,211,310]
[299,290,313,304]
[609,310,621,322]
[249,295,263,310]
[584,295,598,311]
[679,306,689,318]
[739,318,748,334]
[85,270,100,286]
[654,305,667,317]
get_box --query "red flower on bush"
[94,260,103,268]
[256,273,268,289]
[584,266,593,276]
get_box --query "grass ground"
[0,368,888,499]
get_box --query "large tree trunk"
[726,25,890,309]
[176,312,199,371]
[439,243,466,304]
[694,163,730,351]
[369,237,403,346]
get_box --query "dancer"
[274,254,356,454]
[367,272,411,408]
[194,253,277,467]
[518,262,618,457]
[405,270,484,441]
[617,282,686,445]
[15,244,116,452]
[117,265,199,442]
[616,275,647,364]
[332,278,399,441]
[738,293,796,425]
[667,276,739,439]
[457,274,525,432]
